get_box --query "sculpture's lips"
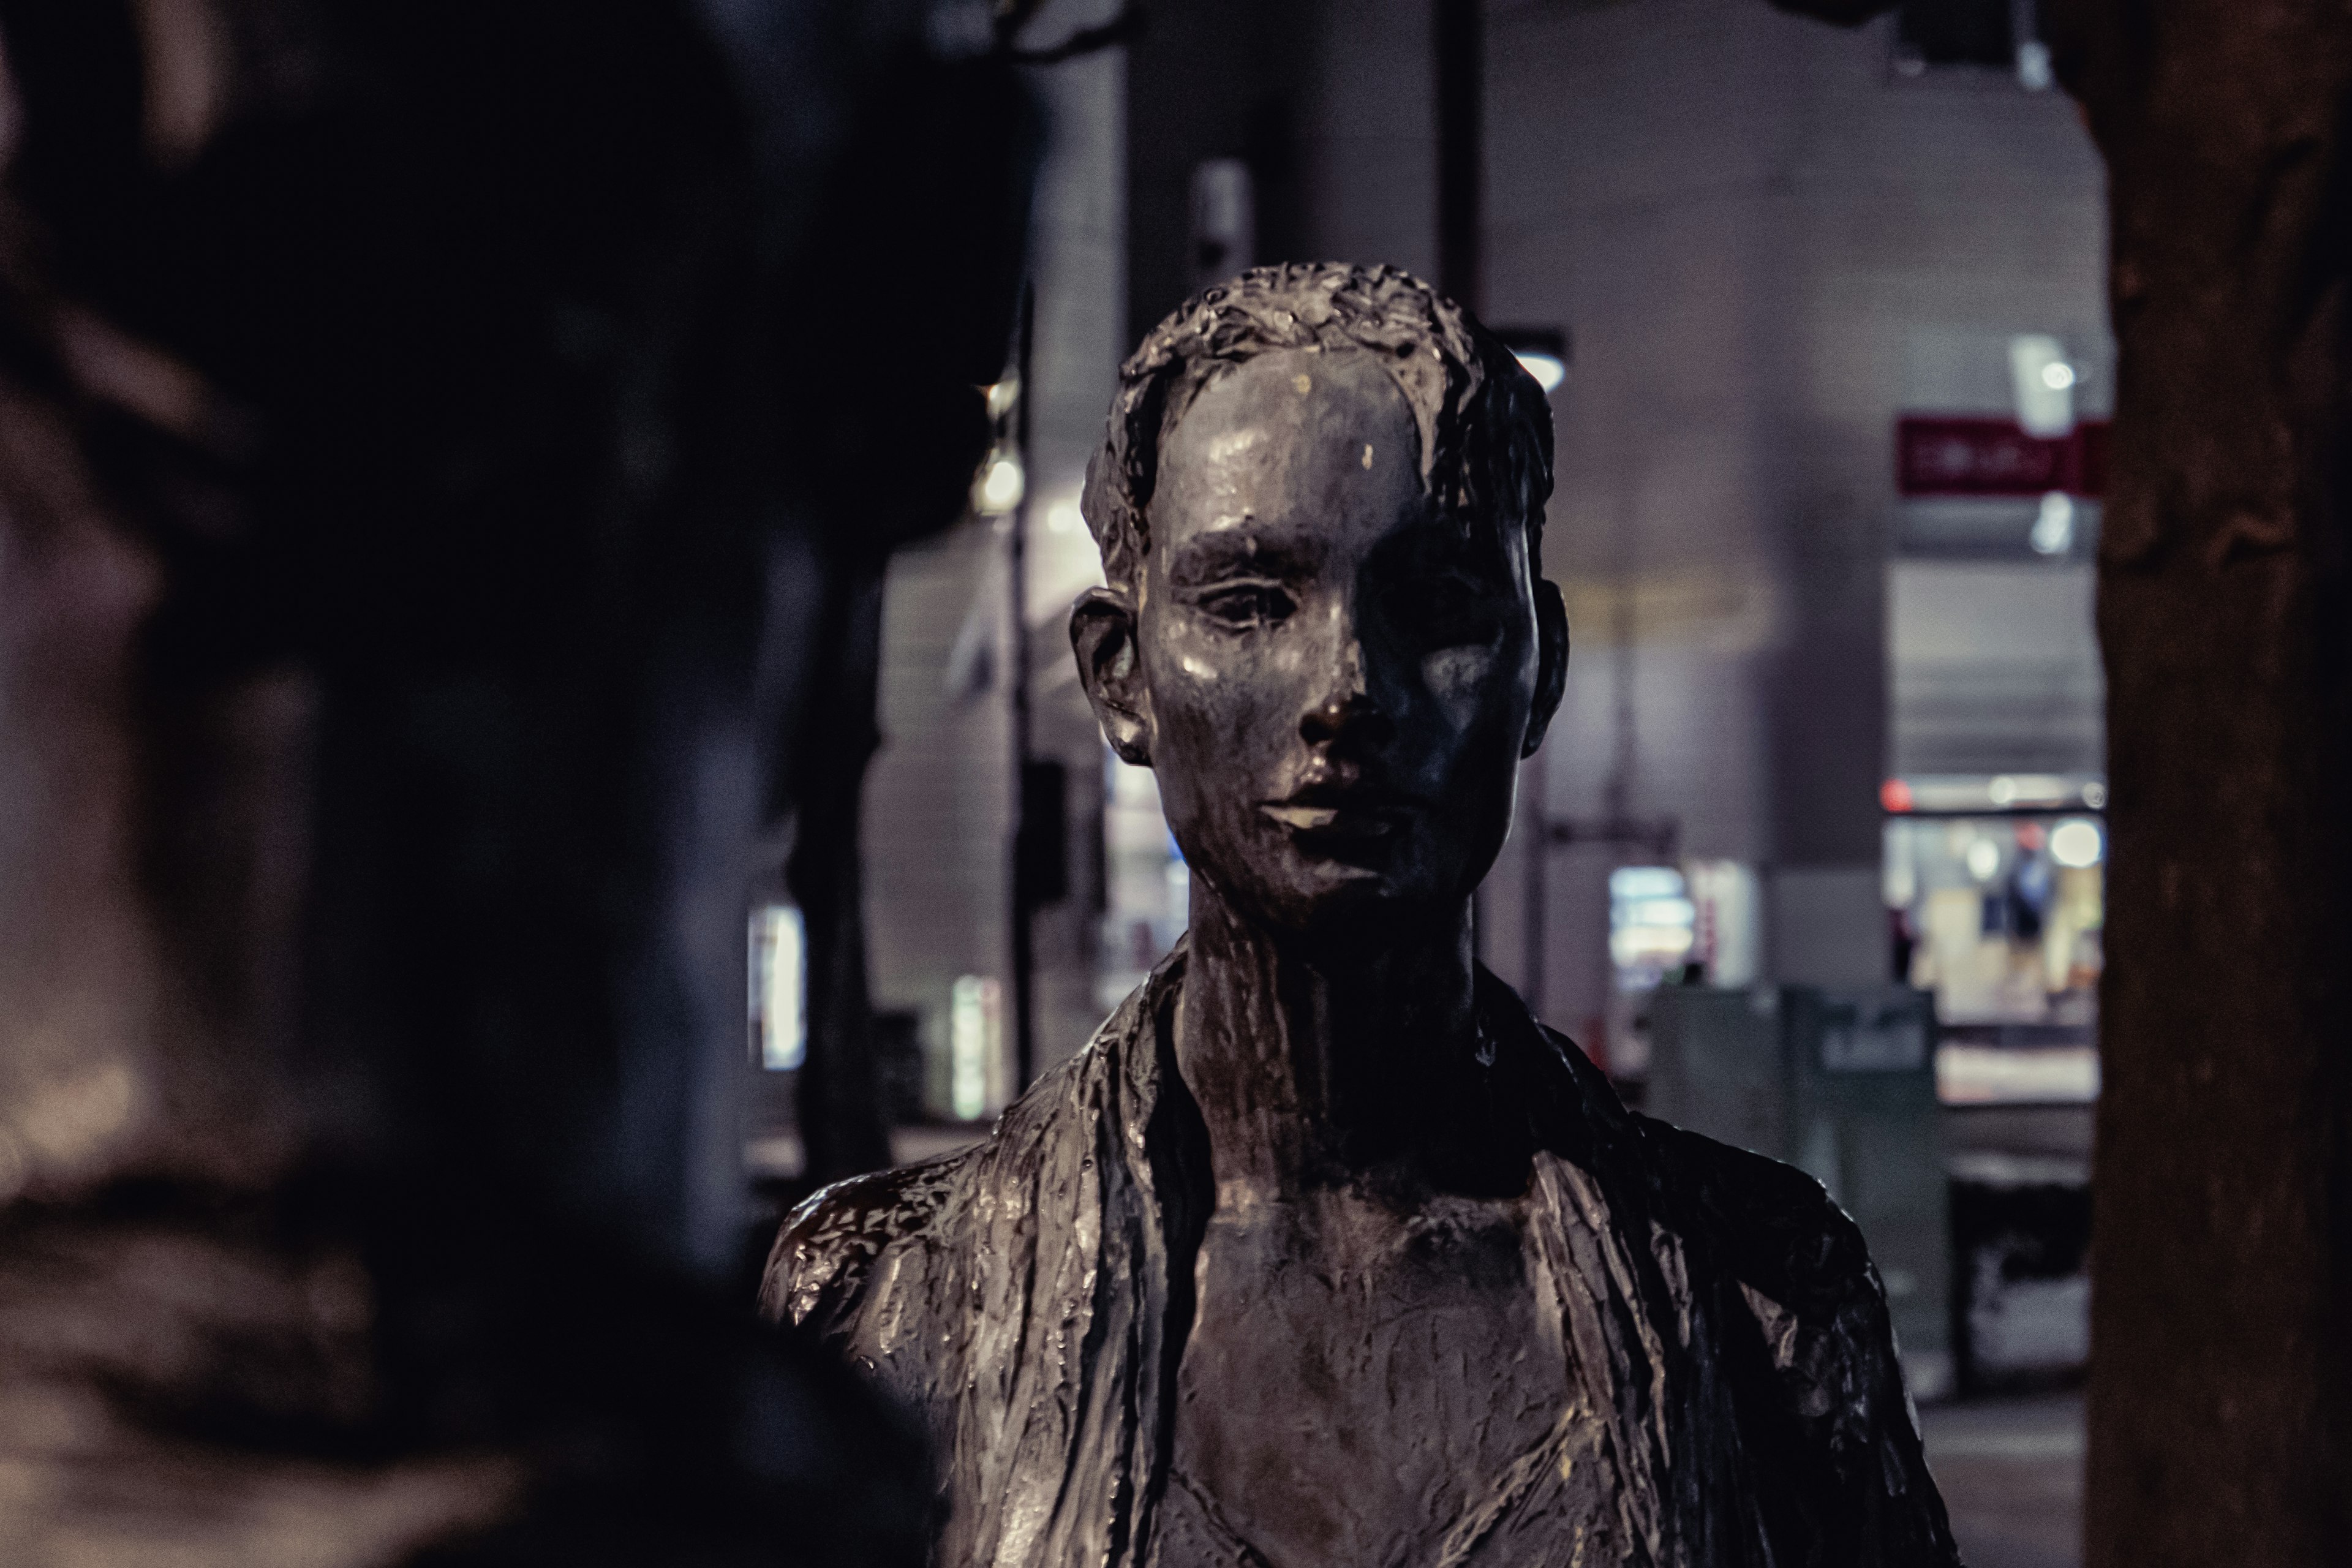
[1261,802,1386,834]
[1259,785,1417,839]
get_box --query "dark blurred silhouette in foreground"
[0,1,1038,1559]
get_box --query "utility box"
[1646,984,1951,1401]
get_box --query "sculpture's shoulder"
[1630,1113,1875,1317]
[1627,1112,1961,1564]
[759,1153,967,1344]
[757,1032,1126,1352]
[1512,1009,1893,1337]
[1520,1014,1875,1305]
[756,1027,1139,1444]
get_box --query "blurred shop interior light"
[2008,333,2075,437]
[1608,865,1697,978]
[2050,818,2103,869]
[1988,773,2073,807]
[949,974,1003,1122]
[1964,836,2003,883]
[1884,774,2107,813]
[751,903,806,1071]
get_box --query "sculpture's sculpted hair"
[1081,262,1555,594]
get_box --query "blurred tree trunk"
[1772,1,2352,1562]
[2045,5,2352,1563]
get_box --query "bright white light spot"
[985,378,1020,420]
[2010,334,2074,437]
[1937,1042,2098,1104]
[2016,40,2055,91]
[1610,865,1685,900]
[2030,491,2075,555]
[1610,925,1696,968]
[975,453,1025,516]
[1047,498,1083,534]
[752,904,805,1070]
[1989,775,2019,806]
[2051,818,2103,869]
[1965,837,2003,883]
[950,974,1001,1121]
[1514,352,1567,394]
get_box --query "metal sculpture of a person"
[764,263,1960,1568]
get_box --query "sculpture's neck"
[1172,878,1480,1194]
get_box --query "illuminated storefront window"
[1883,775,2104,1103]
[1610,866,1697,989]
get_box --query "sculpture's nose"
[1300,690,1392,747]
[1298,614,1393,750]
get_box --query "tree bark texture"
[1768,1,2352,1559]
[2043,4,2352,1562]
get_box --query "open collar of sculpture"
[765,943,1955,1568]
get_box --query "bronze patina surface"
[766,263,1959,1568]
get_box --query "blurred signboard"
[1896,416,2109,498]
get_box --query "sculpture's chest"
[1164,1188,1585,1567]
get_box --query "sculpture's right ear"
[1071,587,1152,766]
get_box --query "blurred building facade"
[848,0,1128,1125]
[823,0,2108,1131]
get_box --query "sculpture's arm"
[759,1158,960,1343]
[1638,1119,1964,1567]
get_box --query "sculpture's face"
[1080,348,1563,944]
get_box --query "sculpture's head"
[1074,263,1568,946]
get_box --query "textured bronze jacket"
[764,946,1961,1567]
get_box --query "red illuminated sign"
[1896,417,2109,499]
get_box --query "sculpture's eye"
[1197,581,1295,628]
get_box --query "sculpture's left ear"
[1071,587,1153,765]
[1523,578,1569,758]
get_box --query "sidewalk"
[1920,1392,2084,1568]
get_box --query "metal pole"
[1008,282,1038,1095]
[1439,0,1487,962]
[1434,0,1484,315]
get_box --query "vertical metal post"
[1008,282,1038,1095]
[1439,0,1488,961]
[1434,0,1484,315]
[1606,562,1637,829]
